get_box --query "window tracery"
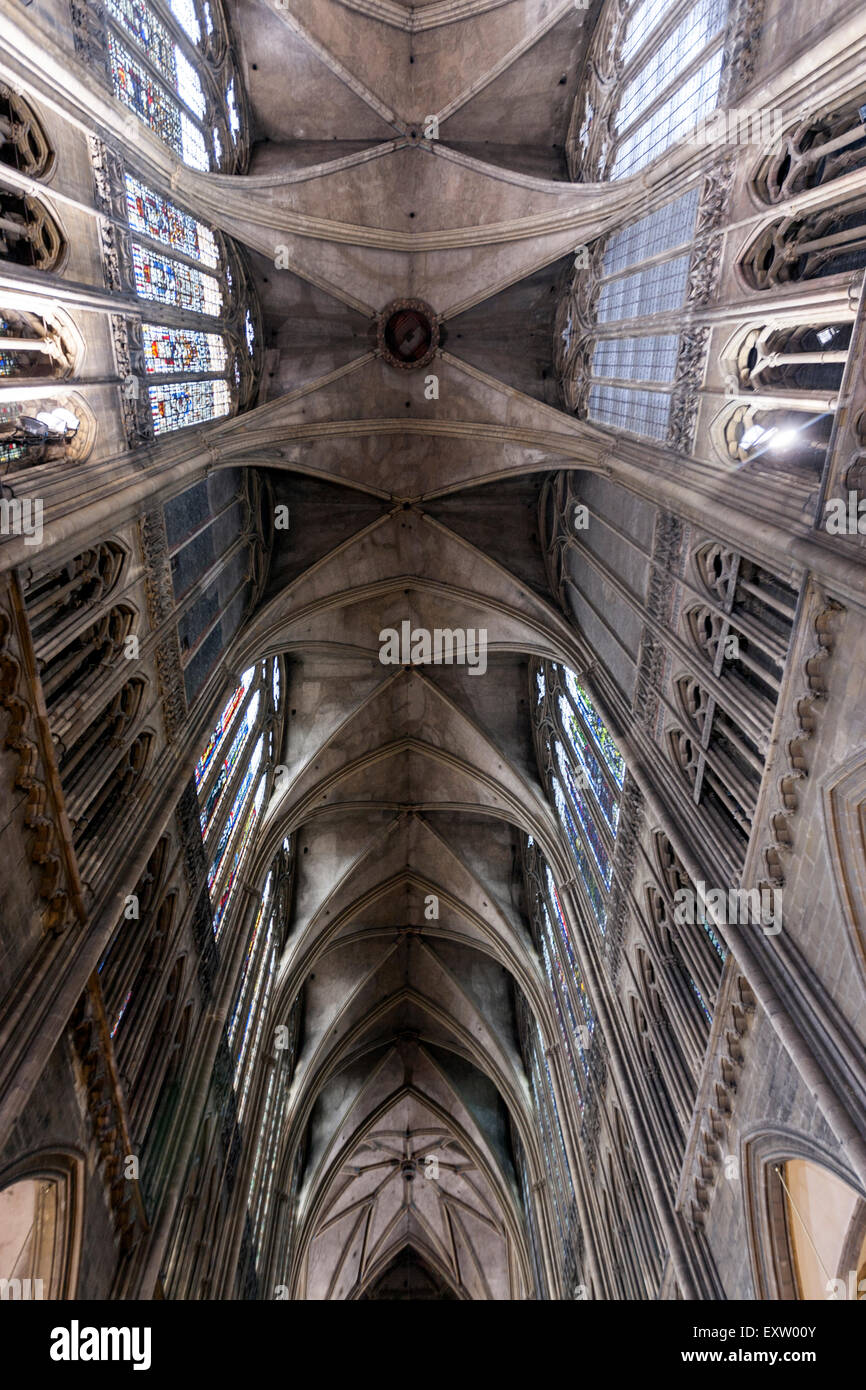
[670,544,798,868]
[0,86,54,180]
[73,0,248,173]
[106,167,261,441]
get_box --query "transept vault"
[0,0,865,1316]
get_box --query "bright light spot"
[769,428,798,452]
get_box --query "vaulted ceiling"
[217,0,633,1298]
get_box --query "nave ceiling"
[193,0,612,1297]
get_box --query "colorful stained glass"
[108,34,209,168]
[106,0,176,81]
[110,988,132,1039]
[124,175,219,267]
[212,774,266,937]
[195,666,254,790]
[149,379,230,434]
[132,243,222,314]
[208,735,263,893]
[552,777,606,930]
[563,667,625,786]
[142,324,227,375]
[558,693,619,833]
[556,741,612,887]
[107,0,207,123]
[108,33,182,155]
[200,691,260,836]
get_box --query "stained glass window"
[132,243,222,314]
[212,774,266,938]
[195,665,254,790]
[170,0,201,43]
[106,0,176,81]
[142,324,227,375]
[200,690,260,837]
[558,694,619,832]
[272,661,281,711]
[124,175,219,266]
[208,734,264,893]
[563,667,625,786]
[552,777,606,929]
[110,987,132,1039]
[226,79,241,139]
[149,379,230,434]
[108,34,183,155]
[556,741,612,887]
[244,308,255,355]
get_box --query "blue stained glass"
[558,693,619,833]
[124,175,219,266]
[212,775,266,938]
[195,666,254,790]
[132,243,222,314]
[142,324,227,374]
[107,0,175,80]
[108,33,182,155]
[563,667,625,786]
[149,379,230,434]
[208,735,263,893]
[553,778,606,930]
[556,741,612,887]
[200,690,259,836]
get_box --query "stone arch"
[0,1150,83,1298]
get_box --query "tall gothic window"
[523,835,598,1120]
[164,468,267,703]
[515,989,581,1295]
[534,660,623,934]
[611,0,729,179]
[572,0,732,182]
[121,173,258,436]
[559,186,703,440]
[93,0,246,172]
[195,655,282,939]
